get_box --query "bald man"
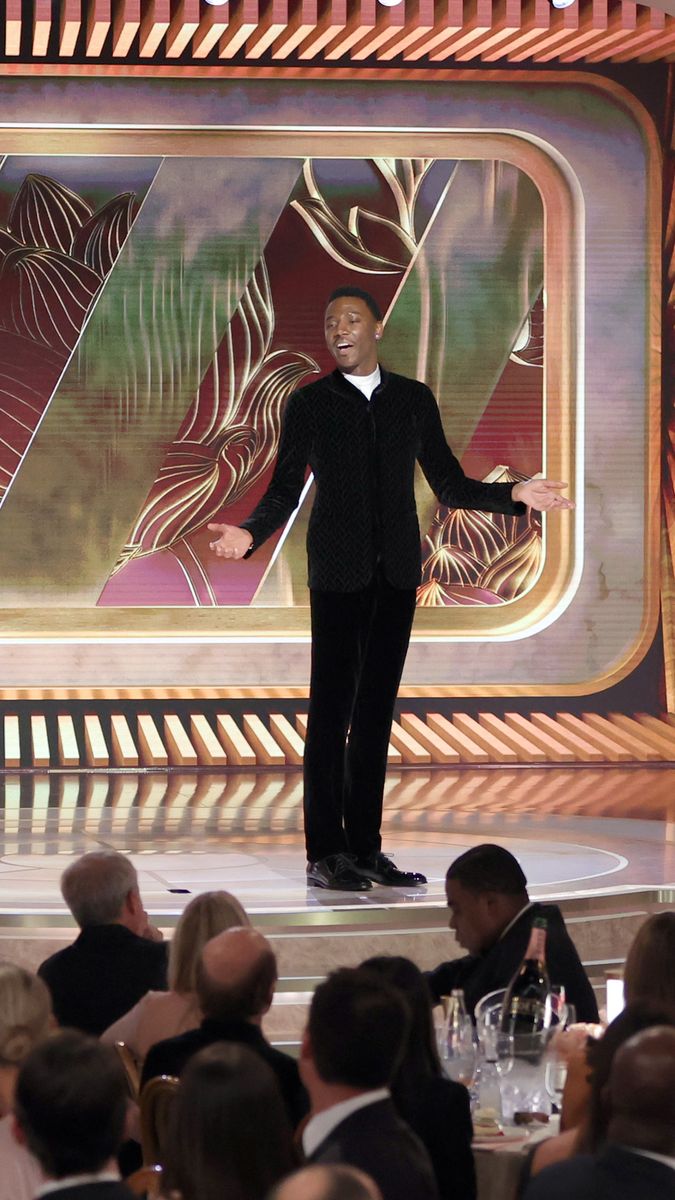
[141,927,307,1127]
[269,1165,382,1200]
[523,1025,675,1200]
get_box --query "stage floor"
[0,766,674,919]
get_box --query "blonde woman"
[101,890,250,1061]
[0,964,52,1200]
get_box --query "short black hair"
[15,1031,127,1179]
[446,843,528,896]
[326,287,382,321]
[308,967,410,1088]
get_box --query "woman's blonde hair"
[169,891,250,994]
[0,965,52,1067]
[623,911,675,1011]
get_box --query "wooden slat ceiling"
[2,0,674,66]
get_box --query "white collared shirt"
[36,1170,120,1196]
[626,1147,675,1171]
[303,1088,390,1159]
[343,366,381,400]
[498,901,534,942]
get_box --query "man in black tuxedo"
[38,850,167,1035]
[209,289,573,891]
[299,967,438,1200]
[142,926,307,1128]
[427,844,599,1022]
[14,1030,134,1200]
[523,1025,675,1199]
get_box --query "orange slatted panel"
[269,714,305,766]
[164,715,198,768]
[584,713,660,761]
[426,712,490,763]
[138,0,170,56]
[112,0,140,55]
[33,0,52,54]
[59,0,81,54]
[193,5,229,56]
[219,0,259,58]
[297,0,346,59]
[453,713,518,762]
[530,713,603,763]
[535,0,608,61]
[6,0,22,54]
[480,0,549,60]
[613,17,675,60]
[429,0,494,61]
[477,713,547,763]
[137,714,168,768]
[389,721,432,765]
[323,0,378,59]
[506,1,579,61]
[165,0,200,56]
[454,0,521,62]
[377,0,435,60]
[562,0,637,61]
[246,0,290,58]
[86,0,111,54]
[557,712,633,762]
[271,0,318,58]
[503,713,575,762]
[636,27,675,61]
[404,0,463,59]
[399,713,461,764]
[351,0,408,60]
[585,2,661,59]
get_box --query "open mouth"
[336,342,353,352]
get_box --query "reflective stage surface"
[0,766,674,918]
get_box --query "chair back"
[126,1164,163,1198]
[140,1075,179,1166]
[114,1040,141,1101]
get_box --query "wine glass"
[444,1021,478,1088]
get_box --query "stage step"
[1,710,674,771]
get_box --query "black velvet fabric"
[303,570,417,862]
[240,368,525,592]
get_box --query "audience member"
[523,1025,675,1199]
[427,844,598,1021]
[300,967,438,1200]
[38,851,167,1035]
[101,889,249,1059]
[269,1165,382,1200]
[623,910,675,1011]
[13,1029,134,1200]
[529,1002,675,1177]
[0,965,52,1200]
[142,926,307,1127]
[163,1042,295,1200]
[362,955,475,1200]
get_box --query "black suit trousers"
[303,569,417,862]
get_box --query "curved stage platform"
[0,765,672,1041]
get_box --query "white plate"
[473,1125,531,1147]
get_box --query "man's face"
[445,879,503,956]
[324,295,383,377]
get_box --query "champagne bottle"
[500,918,551,1050]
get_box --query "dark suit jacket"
[141,1016,308,1129]
[398,1076,476,1200]
[308,1097,439,1200]
[38,924,168,1036]
[427,902,599,1023]
[522,1143,675,1200]
[240,368,525,591]
[38,1184,136,1200]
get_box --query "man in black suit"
[14,1030,134,1200]
[38,850,167,1035]
[427,844,599,1022]
[209,289,573,891]
[299,966,438,1200]
[142,926,307,1128]
[523,1025,675,1199]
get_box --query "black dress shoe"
[307,854,373,891]
[352,852,427,887]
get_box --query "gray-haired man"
[38,850,167,1034]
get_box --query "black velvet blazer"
[240,368,526,592]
